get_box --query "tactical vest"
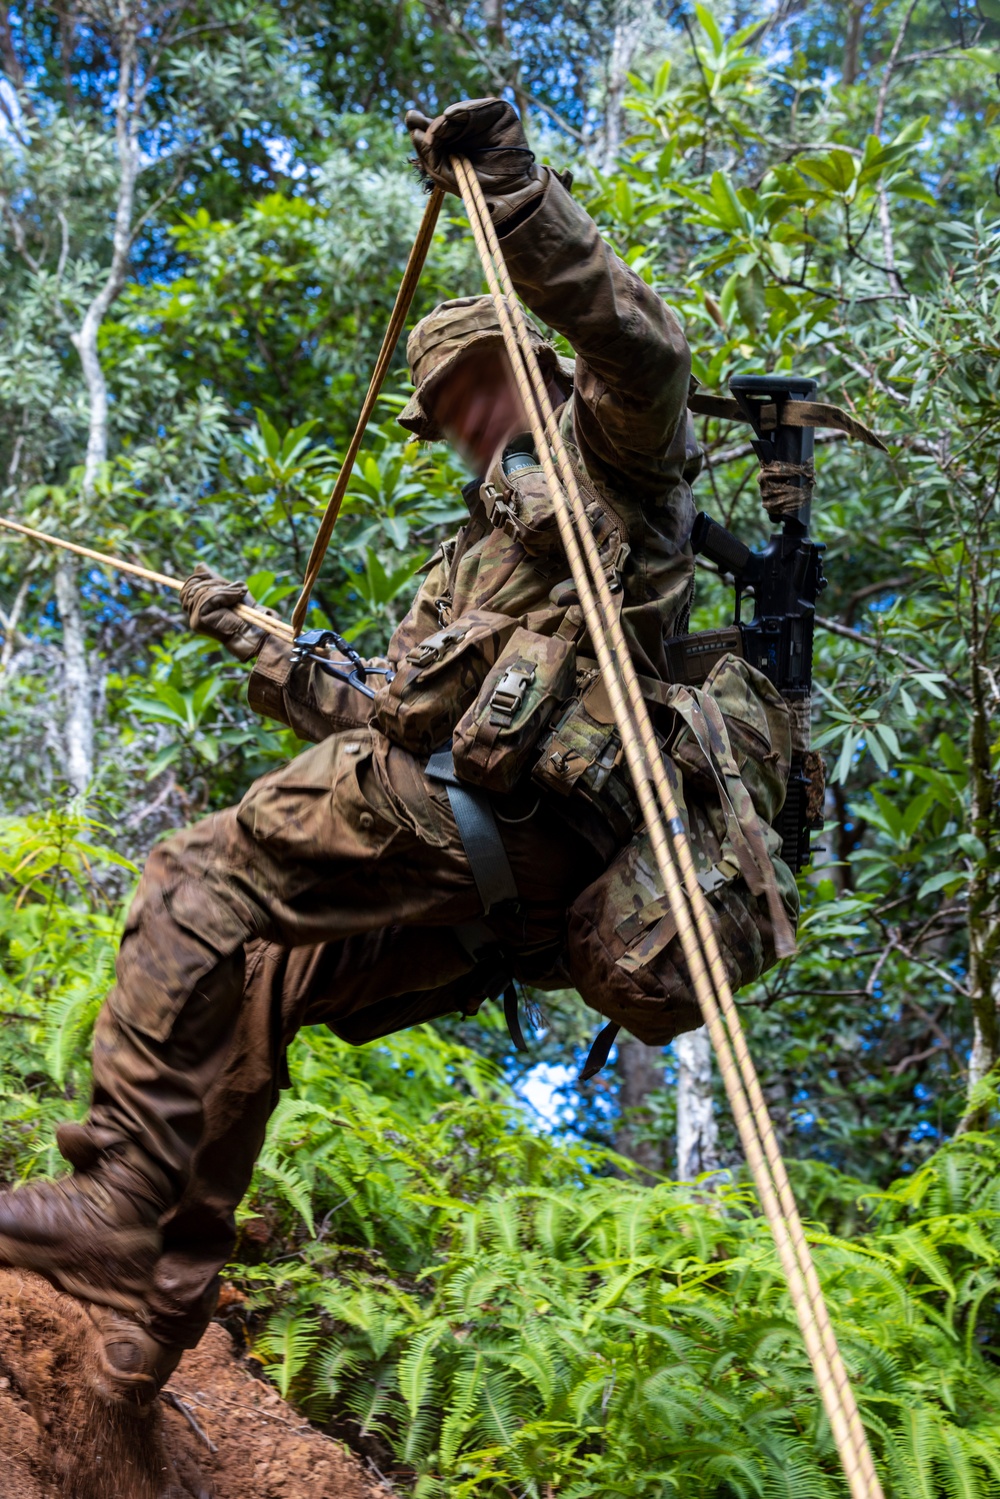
[371,422,797,1063]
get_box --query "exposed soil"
[0,1270,385,1499]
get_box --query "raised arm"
[501,172,692,508]
[406,98,693,513]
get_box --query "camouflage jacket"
[248,169,697,744]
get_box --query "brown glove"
[405,97,545,229]
[180,563,276,662]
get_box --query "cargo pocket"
[113,877,250,1044]
[236,732,399,865]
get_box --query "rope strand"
[452,156,882,1499]
[290,186,445,635]
[0,517,294,642]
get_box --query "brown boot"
[86,1305,185,1409]
[0,1144,168,1315]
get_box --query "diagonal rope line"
[452,154,883,1499]
[0,516,293,641]
[291,186,446,637]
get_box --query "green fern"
[253,1310,320,1400]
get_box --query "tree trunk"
[615,1034,665,1173]
[962,651,1000,1124]
[600,1,651,172]
[54,556,94,795]
[675,1027,719,1180]
[842,1,867,86]
[57,12,140,797]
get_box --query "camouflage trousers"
[77,728,597,1348]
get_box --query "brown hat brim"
[397,335,569,443]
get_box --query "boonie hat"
[397,295,572,442]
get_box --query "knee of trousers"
[111,815,254,1045]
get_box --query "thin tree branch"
[815,614,952,680]
[873,0,919,140]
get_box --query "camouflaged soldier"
[0,98,698,1407]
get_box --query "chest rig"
[480,431,629,581]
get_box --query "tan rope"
[0,516,294,642]
[290,186,446,636]
[452,156,883,1499]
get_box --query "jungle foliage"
[1,0,1000,1493]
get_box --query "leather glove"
[405,97,545,229]
[180,563,277,662]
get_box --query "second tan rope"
[290,186,445,636]
[458,170,881,1499]
[452,155,883,1499]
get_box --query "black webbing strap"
[503,983,528,1052]
[579,1020,620,1082]
[453,922,530,1053]
[426,749,518,914]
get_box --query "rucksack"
[564,653,799,1076]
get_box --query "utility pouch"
[666,654,790,828]
[452,629,577,795]
[481,445,562,558]
[566,772,799,1051]
[480,437,625,562]
[373,609,516,756]
[532,670,640,859]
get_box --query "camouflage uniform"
[6,164,696,1352]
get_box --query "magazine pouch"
[373,609,517,756]
[532,669,641,860]
[452,628,577,795]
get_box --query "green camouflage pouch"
[668,654,790,827]
[481,443,562,557]
[373,609,517,757]
[565,656,798,1058]
[566,766,799,1048]
[532,669,641,860]
[452,628,577,794]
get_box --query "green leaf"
[917,870,967,898]
[734,266,766,331]
[695,3,723,52]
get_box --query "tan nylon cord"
[453,155,881,1499]
[452,155,883,1499]
[451,165,869,1498]
[290,186,446,636]
[0,188,883,1498]
[0,516,292,640]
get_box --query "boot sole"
[0,1226,159,1316]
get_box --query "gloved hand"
[180,563,277,661]
[405,97,545,228]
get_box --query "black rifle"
[688,374,826,871]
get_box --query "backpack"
[564,653,799,1075]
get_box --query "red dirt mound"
[0,1269,384,1499]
